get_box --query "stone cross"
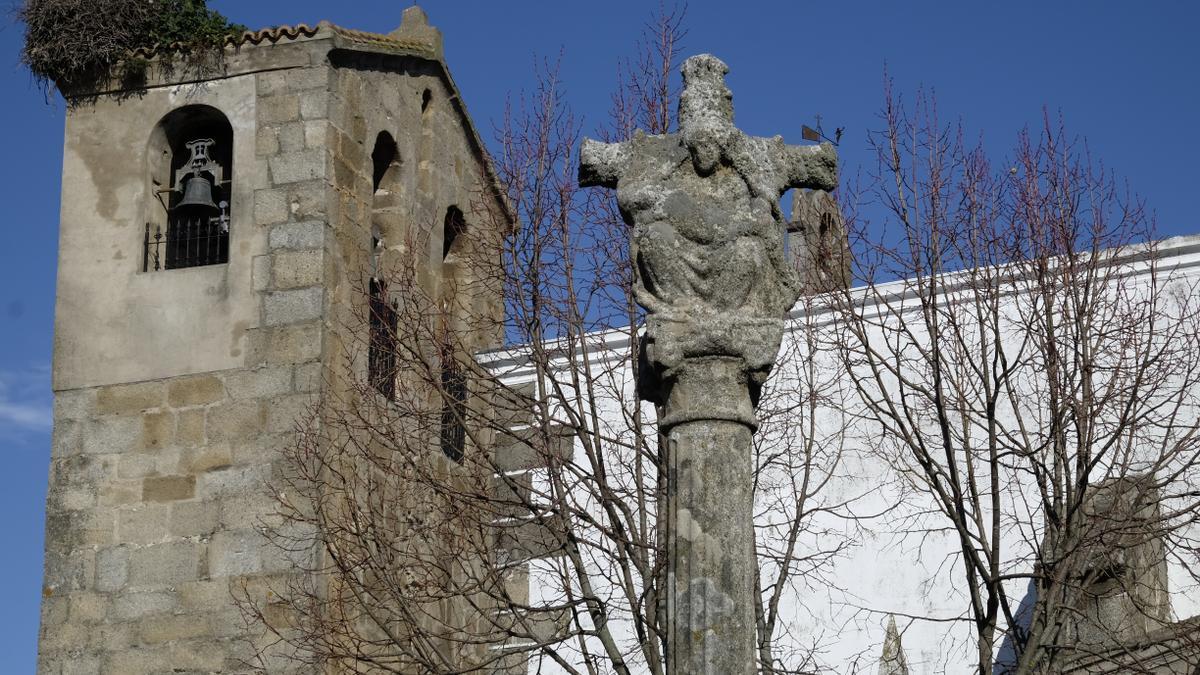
[579,54,837,674]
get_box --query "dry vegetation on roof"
[19,0,244,96]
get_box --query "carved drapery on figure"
[580,54,837,426]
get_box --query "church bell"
[175,173,221,216]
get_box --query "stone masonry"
[39,8,509,674]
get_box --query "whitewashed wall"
[483,235,1200,674]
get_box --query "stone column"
[579,53,838,674]
[663,359,758,674]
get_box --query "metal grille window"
[368,277,398,399]
[440,361,466,463]
[439,205,468,463]
[144,106,233,272]
[368,133,401,400]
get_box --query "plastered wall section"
[54,76,261,390]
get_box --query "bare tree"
[752,291,865,674]
[234,6,858,674]
[830,81,1200,673]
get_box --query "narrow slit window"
[443,205,466,260]
[368,272,398,400]
[372,131,398,193]
[368,132,401,400]
[439,205,468,462]
[440,358,466,463]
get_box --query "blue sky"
[1,1,1198,668]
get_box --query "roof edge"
[477,232,1200,381]
[62,15,516,227]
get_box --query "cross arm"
[578,138,632,188]
[782,141,838,192]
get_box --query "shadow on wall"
[993,580,1037,675]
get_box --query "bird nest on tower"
[19,0,244,98]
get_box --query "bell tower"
[38,8,510,673]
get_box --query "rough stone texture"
[1057,476,1173,656]
[224,366,294,400]
[254,187,290,225]
[249,322,323,366]
[138,411,174,450]
[269,220,326,250]
[390,6,444,58]
[269,150,326,184]
[263,287,324,325]
[142,475,196,502]
[258,94,300,125]
[667,419,756,674]
[789,188,851,294]
[95,382,164,416]
[40,7,511,674]
[878,616,910,675]
[271,249,325,290]
[1059,618,1200,674]
[580,54,838,674]
[167,376,226,409]
[580,54,837,416]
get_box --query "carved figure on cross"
[579,54,838,406]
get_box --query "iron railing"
[143,216,229,272]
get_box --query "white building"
[482,235,1200,674]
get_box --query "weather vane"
[803,113,843,146]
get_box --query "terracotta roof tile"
[328,26,437,57]
[232,23,321,47]
[128,22,437,61]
